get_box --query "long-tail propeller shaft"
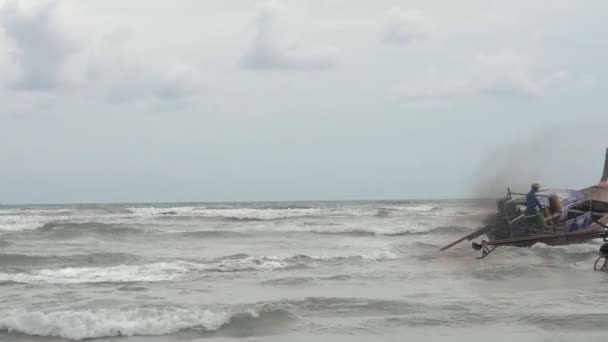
[602,148,608,185]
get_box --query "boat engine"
[593,242,608,271]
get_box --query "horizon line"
[0,196,495,206]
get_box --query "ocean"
[1,200,608,342]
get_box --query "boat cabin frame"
[496,187,597,238]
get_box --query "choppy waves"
[0,202,483,234]
[2,200,604,341]
[1,219,481,240]
[0,252,402,284]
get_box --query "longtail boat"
[441,148,608,260]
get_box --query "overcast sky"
[0,0,607,204]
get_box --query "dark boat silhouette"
[441,148,608,259]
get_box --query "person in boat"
[526,183,544,228]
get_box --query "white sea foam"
[0,262,194,284]
[206,256,292,272]
[0,208,74,216]
[0,214,70,232]
[0,256,300,284]
[127,204,446,221]
[401,204,437,212]
[303,220,443,235]
[530,241,602,254]
[125,206,205,217]
[0,306,237,340]
[128,207,325,220]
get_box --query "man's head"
[531,183,541,192]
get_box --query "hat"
[531,183,541,188]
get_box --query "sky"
[0,0,607,204]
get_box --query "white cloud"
[391,73,471,99]
[472,49,543,97]
[544,70,596,90]
[393,50,570,100]
[0,1,78,91]
[383,8,434,45]
[241,3,338,70]
[95,61,203,104]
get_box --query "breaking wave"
[0,297,415,340]
[283,297,419,316]
[177,230,250,238]
[0,262,194,284]
[128,207,327,221]
[125,204,445,221]
[528,242,602,262]
[0,305,291,340]
[0,215,69,233]
[523,313,608,330]
[530,241,601,254]
[0,252,400,284]
[35,222,149,237]
[307,225,473,237]
[0,202,470,235]
[200,253,400,272]
[172,225,471,238]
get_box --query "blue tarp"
[535,189,587,209]
[564,211,592,232]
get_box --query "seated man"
[526,183,544,228]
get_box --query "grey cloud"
[1,0,606,203]
[0,1,78,91]
[85,38,205,103]
[0,2,203,104]
[241,3,337,70]
[383,8,434,45]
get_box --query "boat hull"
[485,222,607,248]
